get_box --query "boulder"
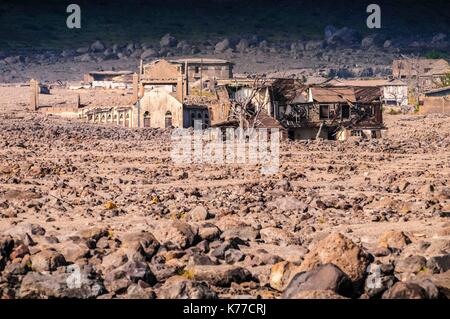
[378,231,411,250]
[120,231,160,260]
[152,220,198,249]
[282,264,354,298]
[160,33,177,48]
[215,38,230,53]
[90,40,105,53]
[427,254,450,273]
[298,233,372,283]
[19,266,105,298]
[260,227,300,246]
[186,265,251,287]
[382,282,428,299]
[30,249,66,272]
[103,261,156,294]
[188,205,209,221]
[269,261,301,291]
[395,255,427,275]
[126,282,156,299]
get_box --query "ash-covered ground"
[0,85,449,299]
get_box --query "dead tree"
[228,76,269,131]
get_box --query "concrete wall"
[138,88,183,128]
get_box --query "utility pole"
[30,79,39,110]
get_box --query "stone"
[382,282,428,299]
[120,231,160,260]
[19,266,105,298]
[157,276,217,299]
[186,265,251,287]
[364,263,396,298]
[126,282,156,299]
[395,255,427,274]
[282,264,354,298]
[101,249,130,270]
[10,243,29,259]
[90,40,105,52]
[298,233,372,283]
[427,254,450,273]
[198,224,221,241]
[221,226,259,241]
[188,205,209,221]
[269,261,301,291]
[152,221,198,249]
[215,38,230,53]
[224,249,245,264]
[236,39,249,52]
[78,227,108,241]
[30,249,66,272]
[378,231,411,250]
[104,261,156,294]
[160,33,177,48]
[260,227,300,246]
[56,242,90,263]
[76,47,90,54]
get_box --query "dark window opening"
[165,111,173,128]
[341,104,350,119]
[319,105,330,119]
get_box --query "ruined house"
[83,71,134,89]
[130,58,233,128]
[392,58,450,92]
[419,86,450,114]
[326,78,408,107]
[271,80,384,140]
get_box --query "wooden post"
[30,79,39,110]
[76,94,81,108]
[132,73,139,103]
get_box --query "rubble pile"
[0,110,449,299]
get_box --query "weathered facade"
[419,86,450,114]
[271,80,384,140]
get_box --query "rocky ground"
[0,85,449,298]
[0,29,448,84]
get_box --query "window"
[319,105,329,119]
[195,66,199,74]
[165,111,173,128]
[341,104,350,119]
[351,130,362,137]
[143,111,150,128]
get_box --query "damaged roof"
[311,87,356,103]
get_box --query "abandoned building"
[419,86,450,114]
[326,78,408,107]
[392,58,450,92]
[83,71,134,89]
[270,79,384,140]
